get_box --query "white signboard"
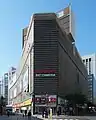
[14,88,16,97]
[23,68,28,91]
[35,73,55,77]
[57,11,64,18]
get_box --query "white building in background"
[0,77,4,96]
[82,53,96,76]
[82,53,96,103]
[8,67,16,105]
[8,72,17,105]
[4,72,9,104]
[3,67,16,105]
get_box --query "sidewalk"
[8,114,90,120]
[33,114,90,120]
[9,115,42,120]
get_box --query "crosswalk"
[38,116,88,120]
[53,119,79,120]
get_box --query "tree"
[65,93,87,105]
[65,93,88,115]
[0,96,6,106]
[0,96,6,115]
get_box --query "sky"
[0,0,96,76]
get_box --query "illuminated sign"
[35,69,56,73]
[35,95,57,105]
[35,73,55,77]
[23,99,31,106]
[35,70,56,77]
[13,99,32,108]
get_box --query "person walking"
[25,110,27,116]
[7,110,10,117]
[28,110,31,120]
[69,106,73,115]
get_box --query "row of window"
[83,58,91,63]
[83,58,92,74]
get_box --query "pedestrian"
[42,109,44,118]
[45,110,48,118]
[63,107,66,115]
[28,110,31,120]
[7,110,10,117]
[25,110,27,116]
[69,106,73,115]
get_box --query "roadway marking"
[53,118,79,120]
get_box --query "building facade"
[4,73,8,104]
[10,24,33,112]
[8,67,16,105]
[0,77,4,96]
[88,74,94,103]
[3,67,16,105]
[82,53,96,103]
[33,13,88,114]
[8,72,16,106]
[57,5,75,41]
[11,10,88,115]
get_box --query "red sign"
[35,69,56,73]
[34,97,56,104]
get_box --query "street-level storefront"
[20,99,32,113]
[34,95,57,114]
[12,98,32,113]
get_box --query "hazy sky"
[0,0,96,76]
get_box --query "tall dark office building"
[11,6,88,114]
[33,13,88,113]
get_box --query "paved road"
[35,115,96,120]
[46,116,96,120]
[50,116,96,120]
[0,116,10,120]
[0,115,96,120]
[0,115,41,120]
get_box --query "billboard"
[22,67,29,91]
[35,69,56,77]
[35,95,56,106]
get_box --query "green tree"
[0,96,6,115]
[0,96,5,106]
[65,93,87,105]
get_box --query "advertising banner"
[23,67,28,91]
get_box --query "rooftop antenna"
[69,0,72,6]
[69,0,72,11]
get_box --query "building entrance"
[34,95,57,115]
[35,106,56,115]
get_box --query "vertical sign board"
[23,67,28,91]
